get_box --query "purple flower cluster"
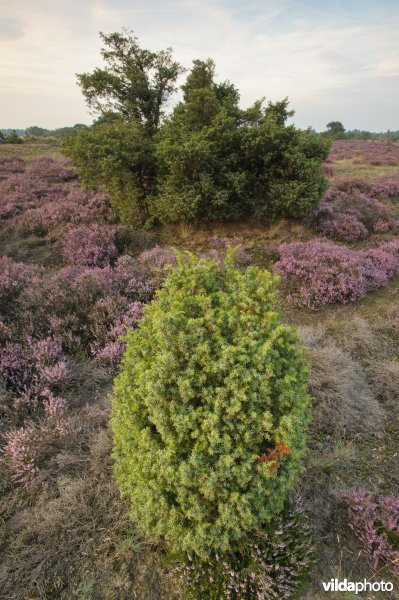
[6,261,156,355]
[306,178,397,242]
[274,239,399,308]
[62,224,125,267]
[0,336,69,404]
[370,175,399,198]
[0,255,33,312]
[169,494,315,599]
[0,250,163,481]
[0,154,179,488]
[342,490,399,576]
[138,244,177,274]
[92,300,145,368]
[27,156,76,183]
[0,157,117,231]
[2,390,71,486]
[0,156,25,180]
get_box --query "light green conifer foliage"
[112,253,311,557]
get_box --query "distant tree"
[25,126,49,137]
[325,121,346,139]
[76,28,184,135]
[4,130,23,144]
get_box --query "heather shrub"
[17,255,158,356]
[2,392,71,486]
[342,490,399,576]
[137,244,177,275]
[114,255,157,301]
[2,424,41,485]
[0,156,25,180]
[0,336,69,398]
[21,189,117,234]
[0,256,34,316]
[62,224,121,267]
[92,300,144,368]
[27,156,76,183]
[329,139,399,166]
[333,191,393,232]
[371,176,399,198]
[362,248,399,289]
[306,178,397,240]
[320,163,333,177]
[275,239,399,308]
[321,211,368,242]
[168,493,315,599]
[373,218,390,233]
[112,253,311,557]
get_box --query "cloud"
[0,18,24,41]
[0,0,398,129]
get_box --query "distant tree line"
[320,121,399,140]
[0,125,89,144]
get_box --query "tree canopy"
[63,30,330,226]
[76,29,184,135]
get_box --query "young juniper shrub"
[112,252,311,558]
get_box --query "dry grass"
[300,324,385,437]
[332,159,399,180]
[0,423,177,600]
[0,140,62,163]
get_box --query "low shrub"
[62,224,122,267]
[2,392,71,486]
[168,493,315,599]
[112,253,311,557]
[27,156,76,183]
[321,211,368,242]
[205,236,252,267]
[371,176,399,198]
[342,490,399,576]
[0,256,34,316]
[275,239,399,308]
[306,178,397,241]
[0,156,25,180]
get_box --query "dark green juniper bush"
[63,30,329,226]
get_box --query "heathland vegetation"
[1,29,399,600]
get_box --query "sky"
[1,0,398,131]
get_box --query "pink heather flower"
[373,218,390,233]
[138,245,177,273]
[62,224,120,268]
[2,425,41,486]
[342,489,399,576]
[275,239,399,308]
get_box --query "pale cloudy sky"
[1,0,398,131]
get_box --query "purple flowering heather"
[274,239,399,308]
[62,224,121,268]
[342,490,399,576]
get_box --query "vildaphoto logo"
[322,578,394,594]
